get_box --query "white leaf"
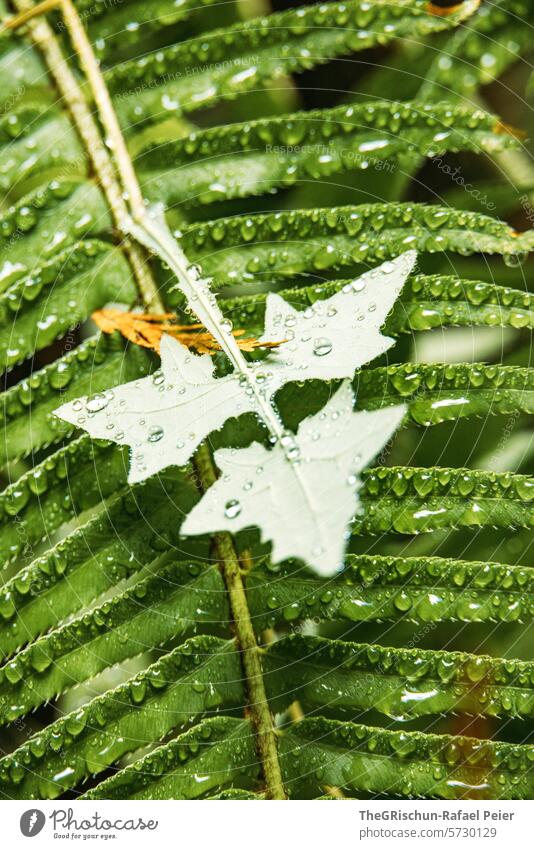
[54,335,256,484]
[256,251,417,396]
[182,381,406,576]
[54,250,413,496]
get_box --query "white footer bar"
[2,799,533,848]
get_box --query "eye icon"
[20,810,46,837]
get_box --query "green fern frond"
[279,717,534,799]
[0,561,228,721]
[79,714,534,800]
[0,436,129,564]
[83,717,257,800]
[247,555,534,629]
[359,466,534,534]
[0,0,533,804]
[183,204,532,284]
[83,0,224,61]
[0,242,134,368]
[0,105,83,198]
[107,0,479,130]
[0,181,109,289]
[420,0,534,98]
[265,634,534,720]
[356,363,534,425]
[0,472,196,656]
[138,101,517,207]
[0,637,244,799]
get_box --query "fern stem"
[193,443,286,800]
[58,0,147,221]
[19,0,286,799]
[10,0,163,311]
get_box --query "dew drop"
[86,393,109,413]
[313,337,333,357]
[224,499,242,519]
[147,425,164,443]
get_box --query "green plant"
[0,0,534,801]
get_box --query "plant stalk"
[193,444,287,799]
[10,0,163,311]
[12,0,286,799]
